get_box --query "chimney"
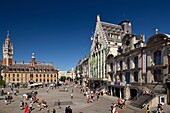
[22,61,24,64]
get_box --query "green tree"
[67,77,71,80]
[0,79,5,86]
[60,76,66,82]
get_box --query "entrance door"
[130,89,137,99]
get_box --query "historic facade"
[76,16,170,107]
[3,31,13,66]
[76,55,89,86]
[89,15,131,90]
[1,32,59,85]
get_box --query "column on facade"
[130,57,134,82]
[97,51,100,78]
[138,53,142,83]
[88,58,91,78]
[100,50,103,78]
[103,49,106,78]
[163,47,168,82]
[94,53,96,78]
[119,88,122,99]
[147,51,151,83]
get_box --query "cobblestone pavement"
[0,85,169,113]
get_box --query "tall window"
[120,61,123,70]
[119,73,122,82]
[134,71,138,82]
[30,74,33,78]
[127,59,130,69]
[110,63,113,71]
[154,69,162,82]
[154,51,162,65]
[125,72,130,84]
[134,56,138,68]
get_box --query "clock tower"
[3,31,14,66]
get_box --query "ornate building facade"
[1,32,58,85]
[76,16,170,107]
[89,15,131,89]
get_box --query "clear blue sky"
[0,0,170,71]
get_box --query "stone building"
[76,15,170,107]
[107,29,170,107]
[1,32,58,85]
[89,15,131,90]
[76,55,89,86]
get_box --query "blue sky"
[0,0,170,71]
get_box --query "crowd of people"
[1,82,168,113]
[80,87,101,103]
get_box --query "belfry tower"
[3,31,14,66]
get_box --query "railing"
[141,93,156,108]
[152,82,159,89]
[132,91,143,101]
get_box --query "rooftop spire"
[7,30,10,36]
[32,53,35,59]
[97,15,100,22]
[155,28,158,34]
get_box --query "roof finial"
[32,53,35,58]
[97,15,100,22]
[7,30,10,36]
[155,28,158,34]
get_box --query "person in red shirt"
[24,103,29,113]
[117,98,123,108]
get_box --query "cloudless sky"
[0,0,170,71]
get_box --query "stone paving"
[0,84,169,113]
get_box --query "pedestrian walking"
[97,94,99,101]
[146,105,150,113]
[58,100,61,109]
[67,106,72,113]
[5,96,8,105]
[70,93,73,99]
[1,88,4,96]
[29,102,33,112]
[20,100,24,110]
[24,103,29,113]
[52,108,56,113]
